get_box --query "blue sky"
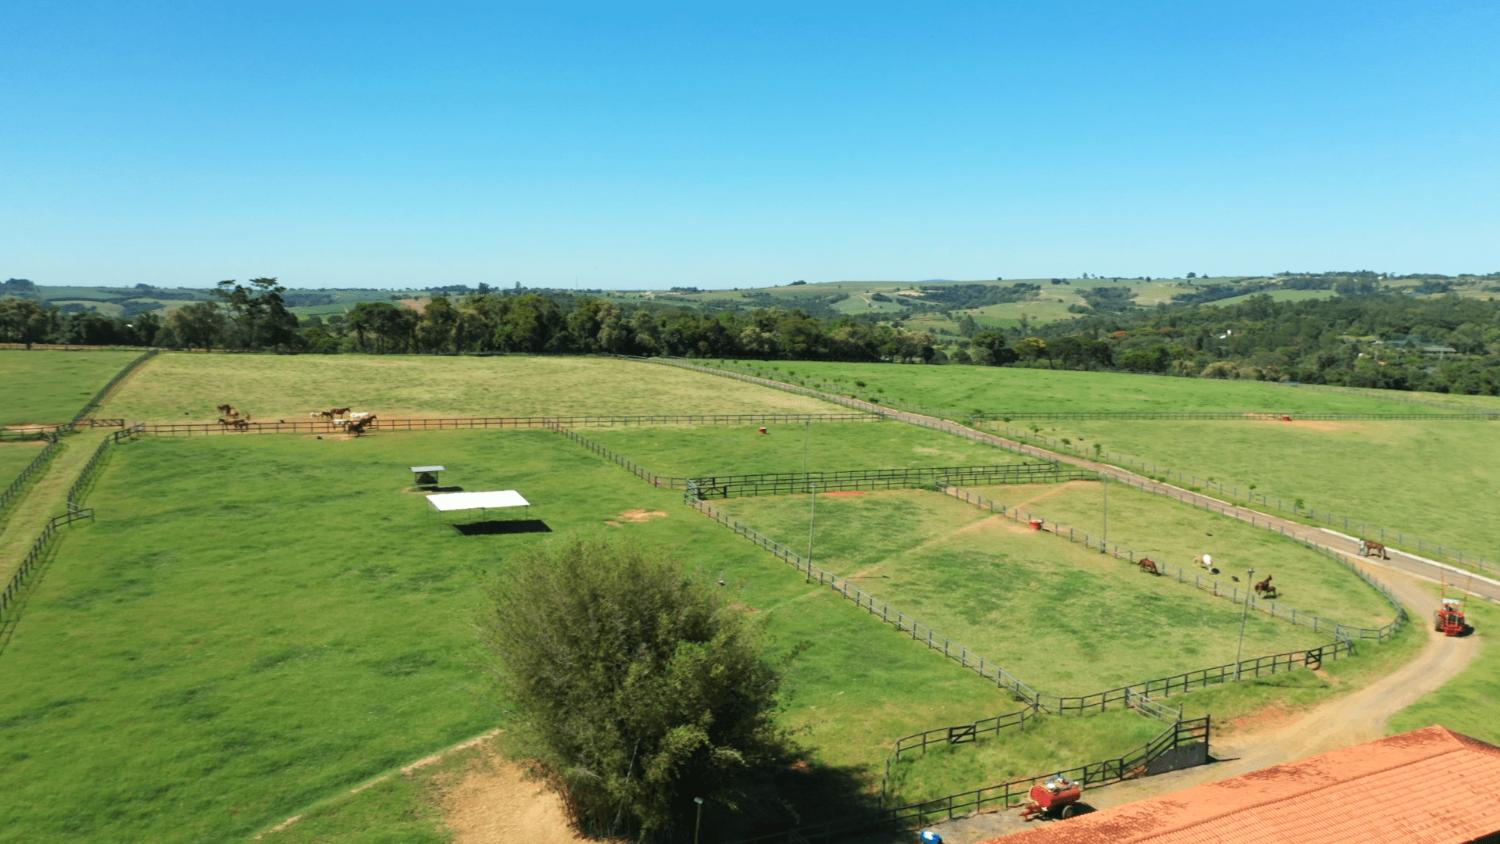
[3,1,1497,289]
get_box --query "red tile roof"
[991,726,1500,844]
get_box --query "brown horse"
[230,418,251,432]
[1138,558,1161,576]
[1359,540,1390,560]
[347,414,376,436]
[329,407,352,418]
[1254,574,1277,598]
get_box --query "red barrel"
[1029,519,1044,531]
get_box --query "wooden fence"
[139,411,877,436]
[973,410,1500,421]
[0,436,61,518]
[731,716,1211,843]
[993,422,1500,575]
[685,462,1082,499]
[942,486,1407,642]
[0,425,139,625]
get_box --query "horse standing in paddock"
[1254,574,1277,599]
[1359,539,1390,560]
[1138,558,1161,576]
[230,418,251,432]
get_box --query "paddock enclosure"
[0,352,1437,842]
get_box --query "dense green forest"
[3,276,1499,395]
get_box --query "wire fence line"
[942,486,1407,642]
[0,436,62,520]
[643,357,1492,587]
[990,422,1500,575]
[138,411,878,436]
[972,410,1500,421]
[0,425,141,628]
[685,463,1084,499]
[732,716,1212,844]
[67,349,158,429]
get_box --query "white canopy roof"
[426,490,529,512]
[410,465,445,473]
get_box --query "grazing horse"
[347,414,376,436]
[1138,558,1161,576]
[1359,539,1390,560]
[1254,574,1277,598]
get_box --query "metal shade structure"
[426,490,531,523]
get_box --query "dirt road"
[925,565,1480,843]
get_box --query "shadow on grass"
[711,757,894,843]
[453,519,552,536]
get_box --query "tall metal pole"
[1235,567,1255,680]
[1100,477,1108,554]
[807,482,817,582]
[693,796,704,844]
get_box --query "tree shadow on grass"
[453,519,552,536]
[711,756,896,843]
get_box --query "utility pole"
[1235,567,1256,680]
[807,482,817,582]
[693,796,704,844]
[1100,477,1109,554]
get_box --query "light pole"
[1234,567,1255,680]
[693,796,704,844]
[1099,477,1109,554]
[806,481,817,582]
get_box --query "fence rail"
[0,426,139,625]
[69,349,157,428]
[734,717,1211,843]
[973,410,1500,421]
[687,463,1082,499]
[942,486,1407,642]
[139,411,877,436]
[991,422,1500,575]
[0,436,61,519]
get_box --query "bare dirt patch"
[443,753,591,844]
[398,298,429,313]
[616,509,668,523]
[1266,419,1369,434]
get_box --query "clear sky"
[3,1,1497,289]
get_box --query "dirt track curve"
[928,564,1480,843]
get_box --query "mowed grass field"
[0,440,46,483]
[967,480,1396,628]
[717,489,1326,695]
[1011,419,1500,561]
[0,349,142,426]
[0,431,1021,842]
[100,353,842,421]
[585,420,1030,478]
[707,359,1498,416]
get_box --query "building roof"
[992,726,1500,844]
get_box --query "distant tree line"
[5,281,1499,395]
[0,279,941,363]
[1012,293,1500,395]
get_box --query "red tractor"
[1434,598,1470,637]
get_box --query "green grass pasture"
[1017,420,1500,562]
[586,421,1028,478]
[718,489,1325,695]
[101,353,841,421]
[706,359,1497,417]
[0,441,45,484]
[0,349,142,425]
[0,432,1013,842]
[967,480,1395,628]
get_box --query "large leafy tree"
[480,538,784,841]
